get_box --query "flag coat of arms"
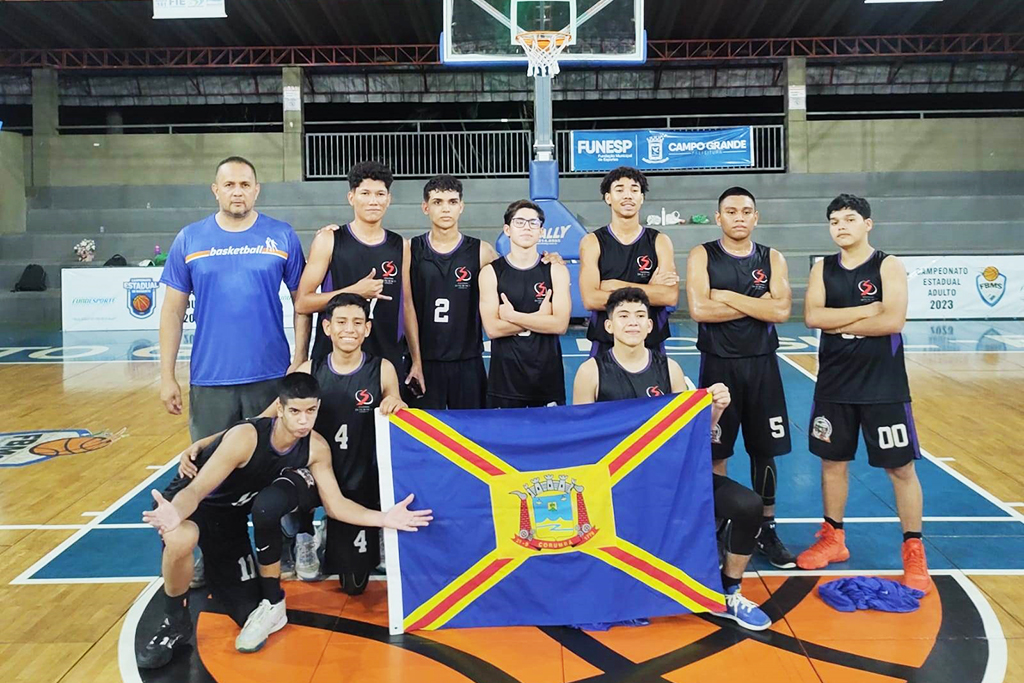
[375,391,725,634]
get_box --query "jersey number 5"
[334,423,349,450]
[434,298,450,323]
[769,416,786,439]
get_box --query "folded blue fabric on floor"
[571,618,651,631]
[818,576,925,613]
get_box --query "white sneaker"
[295,532,320,581]
[235,598,287,653]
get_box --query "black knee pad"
[750,456,778,507]
[276,468,321,512]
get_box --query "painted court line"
[8,455,179,585]
[778,353,1024,525]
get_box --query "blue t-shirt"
[160,213,305,386]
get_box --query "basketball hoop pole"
[533,75,555,161]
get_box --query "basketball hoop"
[515,30,571,77]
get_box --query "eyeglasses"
[510,217,542,229]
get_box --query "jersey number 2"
[434,298,450,323]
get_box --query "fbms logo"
[0,428,126,467]
[124,278,159,319]
[577,139,634,155]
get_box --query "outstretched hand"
[382,493,433,532]
[142,490,182,536]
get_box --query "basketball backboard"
[442,0,645,67]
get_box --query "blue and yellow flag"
[376,391,725,633]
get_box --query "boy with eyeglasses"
[479,200,571,408]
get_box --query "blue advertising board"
[570,127,754,172]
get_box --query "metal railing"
[306,129,534,178]
[306,123,786,179]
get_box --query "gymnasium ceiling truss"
[0,34,1022,70]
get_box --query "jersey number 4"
[334,423,349,450]
[353,529,368,554]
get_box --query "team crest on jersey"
[711,423,722,445]
[124,277,159,319]
[646,385,664,397]
[811,416,833,443]
[752,269,768,289]
[354,389,375,412]
[0,428,126,467]
[510,474,597,551]
[637,254,653,280]
[976,266,1006,307]
[858,279,878,301]
[454,265,473,290]
[381,260,398,286]
[533,281,549,303]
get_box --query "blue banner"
[378,392,724,632]
[571,127,754,172]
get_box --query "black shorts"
[187,503,261,626]
[699,353,792,460]
[486,394,565,409]
[322,519,380,577]
[322,487,380,577]
[416,358,487,410]
[809,400,921,469]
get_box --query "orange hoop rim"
[515,30,572,51]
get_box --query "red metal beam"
[0,34,1021,70]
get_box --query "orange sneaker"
[796,522,850,570]
[901,538,933,594]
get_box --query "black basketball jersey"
[311,353,382,497]
[815,250,911,404]
[165,417,310,511]
[410,233,483,362]
[586,226,670,348]
[488,257,565,402]
[696,240,780,358]
[595,349,672,402]
[312,224,407,371]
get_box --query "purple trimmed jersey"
[311,225,407,373]
[585,226,671,351]
[410,233,483,362]
[696,240,779,358]
[815,250,911,404]
[160,213,304,386]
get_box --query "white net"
[515,31,571,77]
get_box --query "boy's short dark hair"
[503,199,545,227]
[323,293,371,321]
[278,372,320,405]
[605,287,651,318]
[215,156,257,182]
[826,194,872,220]
[718,186,756,208]
[348,161,394,191]
[423,174,464,201]
[599,166,649,197]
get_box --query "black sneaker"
[757,522,797,569]
[137,616,194,669]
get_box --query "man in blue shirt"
[159,156,310,442]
